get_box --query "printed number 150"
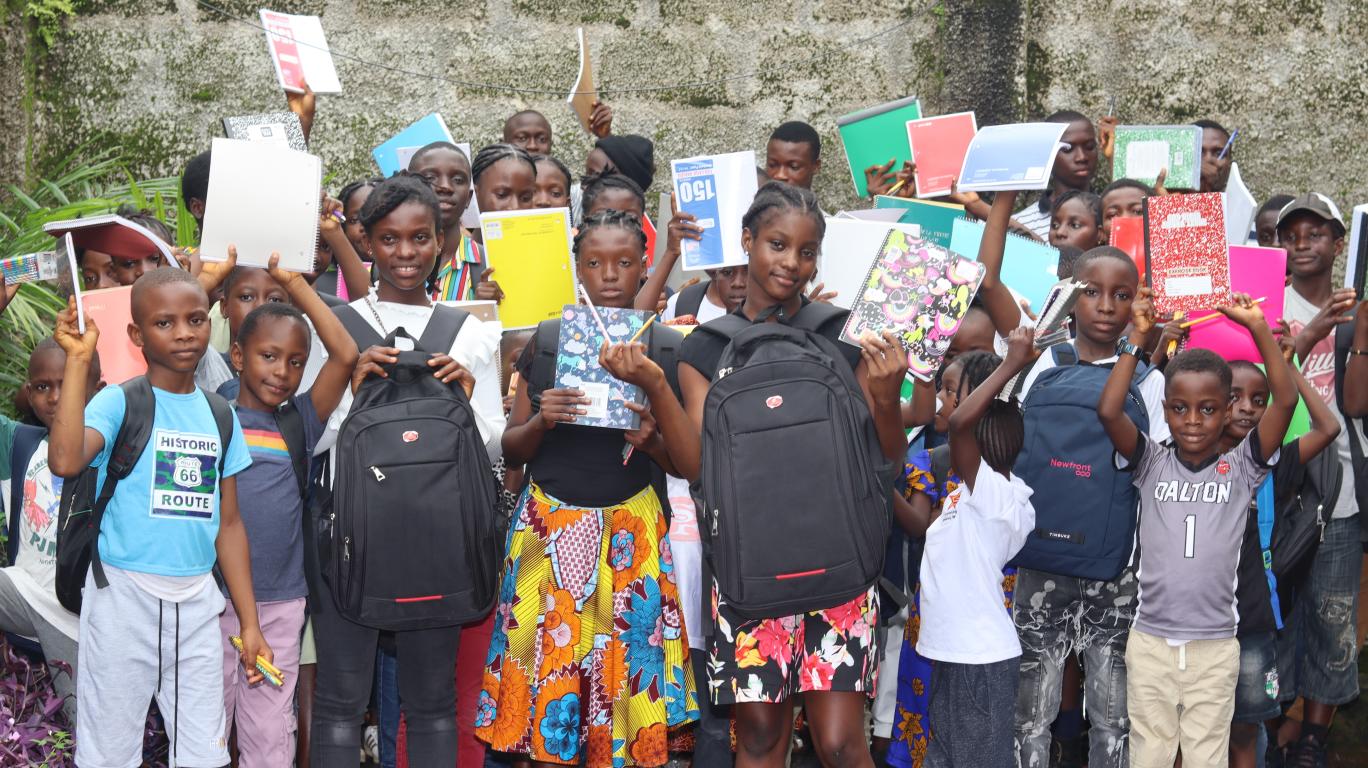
[677,178,716,204]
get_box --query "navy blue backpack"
[1011,345,1150,580]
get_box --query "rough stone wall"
[2,0,1366,211]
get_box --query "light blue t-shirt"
[86,385,251,577]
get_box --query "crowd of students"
[0,91,1364,768]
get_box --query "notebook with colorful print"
[1112,125,1202,190]
[1143,193,1231,316]
[554,304,653,430]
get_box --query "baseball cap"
[1276,193,1346,236]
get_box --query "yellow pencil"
[884,178,908,197]
[230,635,285,686]
[1180,297,1267,329]
[627,314,656,343]
[1166,311,1184,356]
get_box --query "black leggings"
[309,582,462,767]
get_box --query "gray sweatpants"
[0,569,77,720]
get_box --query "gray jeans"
[0,568,78,720]
[1011,567,1136,768]
[925,656,1020,768]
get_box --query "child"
[338,177,381,257]
[477,209,697,767]
[1098,290,1295,768]
[410,141,502,304]
[307,174,505,766]
[918,331,1037,767]
[77,245,121,291]
[1254,194,1294,249]
[1221,356,1340,768]
[581,171,646,219]
[1049,190,1104,251]
[662,265,747,324]
[502,109,554,155]
[765,120,822,190]
[1012,110,1099,240]
[616,182,908,766]
[532,154,573,209]
[470,143,537,225]
[1194,119,1233,194]
[220,256,358,766]
[220,267,289,357]
[46,268,270,767]
[1099,179,1151,242]
[1272,193,1363,765]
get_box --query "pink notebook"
[1186,245,1287,362]
[906,112,978,198]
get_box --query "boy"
[0,281,102,720]
[1274,192,1364,765]
[1098,290,1295,768]
[1194,119,1233,194]
[47,267,271,767]
[765,120,822,189]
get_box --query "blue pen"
[1217,129,1238,160]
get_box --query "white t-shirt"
[1018,342,1171,443]
[0,441,78,639]
[1285,287,1359,519]
[917,459,1035,664]
[662,286,728,324]
[664,475,705,650]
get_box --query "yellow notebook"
[480,208,577,330]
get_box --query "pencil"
[627,314,655,343]
[578,285,615,344]
[229,635,285,687]
[885,178,907,197]
[1180,297,1266,328]
[1167,311,1184,356]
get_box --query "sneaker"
[1286,733,1328,768]
[362,724,380,763]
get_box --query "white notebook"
[200,137,322,272]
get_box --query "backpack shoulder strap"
[694,313,752,344]
[335,304,385,350]
[675,280,710,318]
[1051,343,1079,367]
[273,399,309,499]
[528,319,562,411]
[7,425,47,564]
[202,390,234,474]
[929,445,953,497]
[418,303,470,355]
[647,322,684,398]
[87,377,156,589]
[790,300,847,334]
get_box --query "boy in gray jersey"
[1097,290,1296,768]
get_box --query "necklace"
[363,297,389,336]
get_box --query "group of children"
[0,96,1363,768]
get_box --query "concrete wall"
[3,0,1365,212]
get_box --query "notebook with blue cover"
[956,122,1069,192]
[554,305,653,430]
[373,113,454,177]
[949,216,1061,312]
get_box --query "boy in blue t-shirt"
[48,267,270,767]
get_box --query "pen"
[884,178,908,197]
[1107,95,1116,118]
[1217,129,1238,160]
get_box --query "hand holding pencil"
[231,634,284,687]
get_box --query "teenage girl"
[607,182,908,767]
[307,175,505,766]
[408,142,503,304]
[467,143,539,305]
[1013,111,1100,240]
[532,154,573,210]
[1049,190,1104,251]
[477,209,698,767]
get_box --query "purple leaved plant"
[0,636,72,767]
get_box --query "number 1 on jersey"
[1183,514,1196,558]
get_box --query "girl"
[339,178,380,256]
[532,154,573,210]
[605,182,908,767]
[477,209,697,767]
[307,175,506,766]
[1012,111,1100,240]
[408,143,502,304]
[467,143,539,303]
[221,257,358,767]
[581,172,647,219]
[1049,190,1103,251]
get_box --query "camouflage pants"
[1011,567,1137,768]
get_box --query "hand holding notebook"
[199,138,322,272]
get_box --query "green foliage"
[0,152,195,418]
[24,0,75,48]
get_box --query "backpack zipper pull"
[1317,503,1326,542]
[343,536,352,561]
[370,466,386,482]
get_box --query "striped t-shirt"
[1012,199,1053,241]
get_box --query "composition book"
[222,112,307,151]
[1112,125,1202,190]
[835,96,922,198]
[554,305,653,430]
[841,228,986,381]
[1143,192,1231,316]
[199,137,322,272]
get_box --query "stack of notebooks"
[999,279,1083,400]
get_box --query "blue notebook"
[554,305,653,430]
[956,123,1069,193]
[949,217,1060,313]
[373,113,453,177]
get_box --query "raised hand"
[859,330,908,401]
[474,268,505,303]
[1217,292,1267,329]
[599,341,666,390]
[589,100,613,138]
[197,244,240,294]
[1098,115,1118,159]
[285,80,316,141]
[53,296,99,360]
[1003,326,1041,371]
[864,159,898,197]
[266,252,307,293]
[1131,287,1157,336]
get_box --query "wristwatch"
[1115,339,1145,360]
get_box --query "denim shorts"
[1276,515,1364,706]
[1233,631,1280,722]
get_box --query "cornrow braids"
[952,351,1025,474]
[581,171,645,218]
[238,302,308,346]
[358,173,442,234]
[741,181,825,240]
[573,209,647,258]
[532,154,573,190]
[338,177,382,210]
[1053,189,1102,228]
[471,143,537,185]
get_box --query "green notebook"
[872,196,964,249]
[1112,125,1202,190]
[836,96,922,198]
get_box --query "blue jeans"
[1011,567,1135,768]
[1233,631,1280,723]
[925,656,1019,768]
[376,644,400,768]
[1275,514,1363,706]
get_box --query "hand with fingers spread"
[1217,292,1268,329]
[864,159,898,197]
[1301,287,1357,347]
[351,346,398,393]
[807,281,838,304]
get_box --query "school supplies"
[906,111,977,198]
[199,138,321,272]
[949,216,1060,312]
[222,111,307,151]
[0,251,58,285]
[1187,244,1286,361]
[819,218,923,311]
[670,150,758,271]
[872,196,965,249]
[44,213,176,266]
[628,314,655,343]
[841,228,987,381]
[372,113,453,177]
[1345,204,1368,299]
[1218,129,1238,160]
[956,122,1069,193]
[258,10,342,94]
[229,635,285,687]
[1224,162,1257,245]
[1032,279,1085,349]
[835,208,906,224]
[1109,215,1146,277]
[81,286,145,384]
[567,28,598,134]
[480,207,576,330]
[1143,192,1231,316]
[1112,125,1202,190]
[554,305,653,430]
[835,96,923,198]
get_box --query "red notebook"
[1109,216,1146,279]
[1143,193,1231,317]
[82,286,146,385]
[906,112,977,198]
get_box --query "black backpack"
[327,303,501,630]
[673,280,711,319]
[1270,439,1341,616]
[696,303,894,619]
[55,378,234,614]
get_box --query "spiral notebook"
[199,137,322,272]
[835,96,922,198]
[949,216,1060,313]
[1345,204,1368,300]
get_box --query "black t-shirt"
[677,299,862,380]
[1233,440,1300,637]
[514,321,678,508]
